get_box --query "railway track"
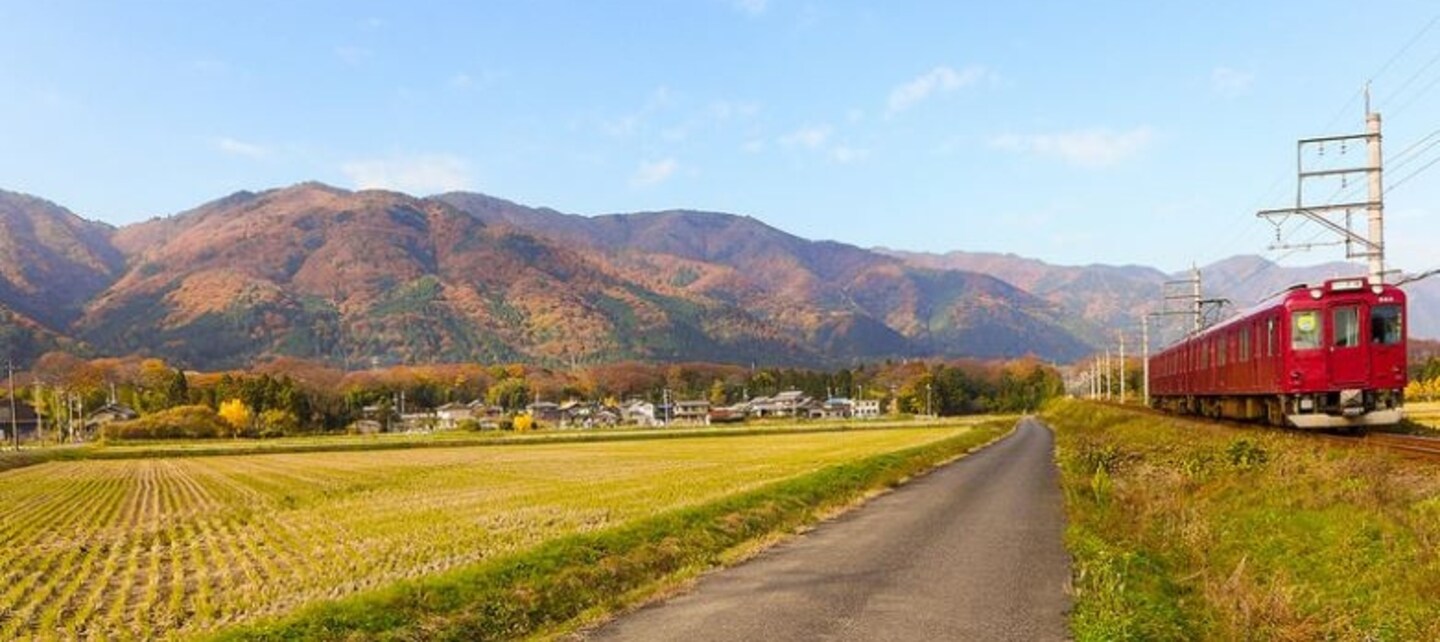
[1363,432,1440,459]
[1090,400,1440,461]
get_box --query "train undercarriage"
[1151,389,1405,429]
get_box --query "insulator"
[1341,141,1347,154]
[1318,142,1325,156]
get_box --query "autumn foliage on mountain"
[0,183,1089,370]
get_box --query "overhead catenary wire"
[1170,9,1440,339]
[1386,152,1440,194]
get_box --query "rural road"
[586,417,1072,641]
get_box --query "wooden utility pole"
[1118,331,1126,403]
[7,360,17,450]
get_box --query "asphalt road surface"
[586,417,1072,641]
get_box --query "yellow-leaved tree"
[512,412,534,432]
[217,399,252,437]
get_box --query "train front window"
[1292,310,1320,350]
[1371,304,1402,345]
[1333,306,1359,348]
[1324,308,1359,348]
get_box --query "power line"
[1390,69,1440,118]
[1374,11,1440,83]
[1386,152,1440,194]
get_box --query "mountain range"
[0,184,1431,370]
[882,249,1440,348]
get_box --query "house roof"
[0,399,38,422]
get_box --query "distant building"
[0,399,40,442]
[85,403,140,438]
[435,402,473,429]
[559,401,619,429]
[750,390,811,418]
[622,400,658,427]
[527,401,562,425]
[811,398,854,420]
[673,399,711,426]
[854,399,882,419]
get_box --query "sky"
[3,1,1439,275]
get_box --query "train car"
[1148,277,1406,429]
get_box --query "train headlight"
[1372,285,1384,295]
[1309,288,1323,299]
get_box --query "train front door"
[1328,303,1368,387]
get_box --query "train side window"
[1292,310,1321,350]
[1240,327,1250,361]
[1267,317,1276,356]
[1371,305,1402,345]
[1333,306,1359,348]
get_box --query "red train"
[1148,277,1406,429]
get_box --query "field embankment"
[0,419,1008,640]
[1045,399,1440,641]
[0,418,956,474]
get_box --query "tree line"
[9,351,1064,438]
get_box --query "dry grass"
[1047,400,1440,641]
[0,424,983,640]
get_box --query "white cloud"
[708,100,761,121]
[742,139,767,153]
[631,158,679,187]
[215,137,268,159]
[830,145,869,164]
[341,154,473,194]
[733,0,768,15]
[1211,66,1254,97]
[334,45,371,65]
[886,65,991,116]
[779,124,832,149]
[990,127,1155,168]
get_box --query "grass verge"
[208,419,1012,641]
[1044,399,1440,641]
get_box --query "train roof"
[1153,275,1402,352]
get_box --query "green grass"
[1045,399,1440,641]
[0,419,1006,640]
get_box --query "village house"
[854,399,882,419]
[672,399,711,426]
[0,399,40,442]
[434,402,473,429]
[526,401,562,425]
[558,401,621,429]
[622,399,657,427]
[84,403,140,439]
[811,397,854,420]
[750,390,812,418]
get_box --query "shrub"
[257,409,300,438]
[102,405,231,440]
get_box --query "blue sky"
[3,1,1439,274]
